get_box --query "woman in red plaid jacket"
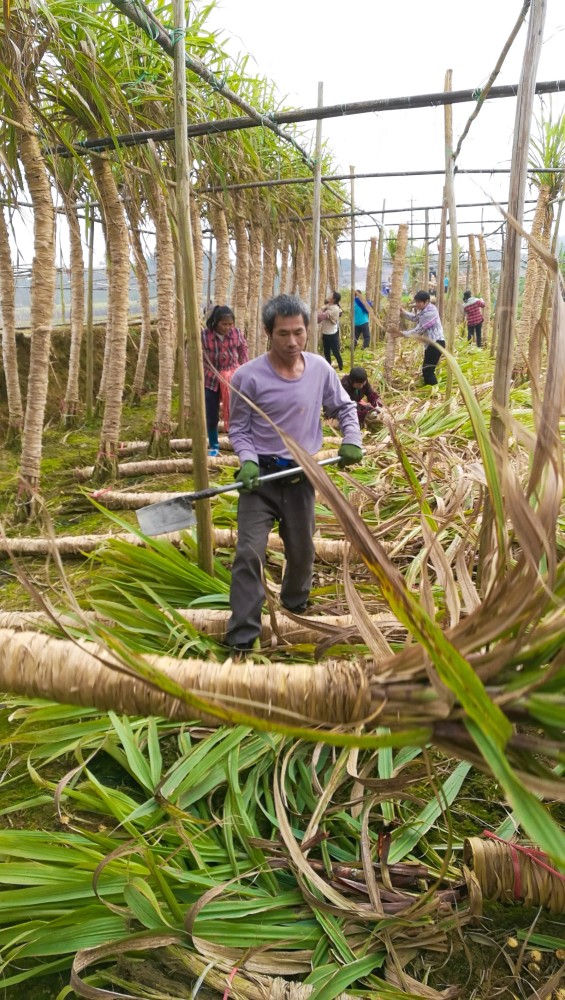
[201,305,248,456]
[462,290,485,348]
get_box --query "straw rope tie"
[483,830,565,896]
[464,834,565,914]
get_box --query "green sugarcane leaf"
[108,713,154,790]
[123,878,173,930]
[306,953,386,1000]
[388,760,471,864]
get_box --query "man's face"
[414,299,427,312]
[268,313,308,363]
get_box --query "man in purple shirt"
[226,293,363,654]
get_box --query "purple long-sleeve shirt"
[401,303,444,342]
[229,353,362,463]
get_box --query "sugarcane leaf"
[123,878,173,930]
[306,953,386,1000]
[108,712,154,790]
[388,760,471,864]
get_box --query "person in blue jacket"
[354,290,371,349]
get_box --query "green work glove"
[239,461,260,492]
[338,443,363,467]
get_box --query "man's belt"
[258,455,298,472]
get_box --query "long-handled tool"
[135,456,344,536]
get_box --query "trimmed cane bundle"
[464,835,565,914]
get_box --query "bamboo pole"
[309,82,323,354]
[453,0,532,163]
[478,233,491,345]
[174,245,186,437]
[206,231,213,311]
[53,79,565,157]
[374,207,385,341]
[85,206,95,420]
[424,209,429,294]
[437,190,448,318]
[444,69,459,399]
[308,199,537,223]
[200,166,565,195]
[491,0,547,450]
[350,165,356,361]
[173,0,213,575]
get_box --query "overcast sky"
[206,0,565,269]
[10,1,565,272]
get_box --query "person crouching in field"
[341,366,382,428]
[394,290,445,386]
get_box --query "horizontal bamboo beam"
[52,79,565,157]
[297,200,537,223]
[200,166,565,195]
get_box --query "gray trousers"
[226,478,316,647]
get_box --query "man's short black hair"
[414,290,431,303]
[262,294,309,335]
[332,291,341,304]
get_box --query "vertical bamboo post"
[309,82,323,353]
[424,209,430,293]
[59,266,66,325]
[205,231,213,312]
[349,165,355,361]
[437,188,448,318]
[366,237,377,349]
[173,0,213,575]
[491,0,547,449]
[374,207,385,340]
[175,247,186,437]
[478,232,491,345]
[443,69,459,398]
[85,205,95,420]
